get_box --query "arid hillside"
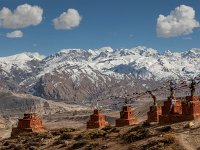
[1,121,197,150]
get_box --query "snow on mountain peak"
[186,48,200,56]
[0,52,44,73]
[24,52,45,60]
[189,48,200,53]
[182,48,200,58]
[1,46,200,82]
[59,48,83,54]
[164,50,172,55]
[1,46,200,102]
[38,46,200,81]
[134,46,158,55]
[0,52,44,62]
[116,46,158,57]
[95,47,114,53]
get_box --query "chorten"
[87,109,109,129]
[182,79,200,120]
[159,81,183,124]
[115,104,138,127]
[147,91,162,123]
[11,113,46,136]
[147,105,162,123]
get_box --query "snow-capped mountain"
[38,46,200,80]
[0,52,45,91]
[0,52,44,70]
[0,46,200,102]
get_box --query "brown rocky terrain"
[1,97,200,150]
[0,89,89,116]
[32,71,169,105]
[0,88,90,139]
[0,120,195,150]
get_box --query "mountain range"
[0,46,200,103]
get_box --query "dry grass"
[123,126,150,143]
[0,124,188,150]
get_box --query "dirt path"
[177,131,196,150]
[0,129,11,139]
[176,126,200,150]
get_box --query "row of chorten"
[11,95,200,136]
[11,80,200,135]
[87,95,200,129]
[11,103,139,137]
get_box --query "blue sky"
[0,0,200,56]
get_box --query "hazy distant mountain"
[0,88,89,117]
[0,46,200,102]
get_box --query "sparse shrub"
[74,134,85,141]
[51,130,60,136]
[0,147,7,150]
[25,141,42,148]
[14,144,23,150]
[157,142,165,148]
[60,132,73,140]
[142,134,175,150]
[22,139,28,144]
[158,126,172,132]
[72,110,78,116]
[33,137,42,143]
[59,128,76,133]
[127,126,144,133]
[1,143,23,150]
[38,132,53,139]
[76,129,107,140]
[101,125,113,131]
[85,143,99,150]
[29,146,37,150]
[123,127,150,143]
[0,146,11,150]
[51,128,76,136]
[142,121,151,127]
[68,141,88,150]
[53,138,65,145]
[110,127,120,133]
[142,141,163,150]
[3,141,10,146]
[128,145,144,150]
[160,134,175,145]
[101,126,119,133]
[100,144,109,149]
[87,130,107,139]
[9,143,17,148]
[59,143,68,148]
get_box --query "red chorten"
[159,97,183,124]
[115,105,138,127]
[147,105,162,123]
[11,113,46,136]
[182,96,200,121]
[87,109,109,129]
